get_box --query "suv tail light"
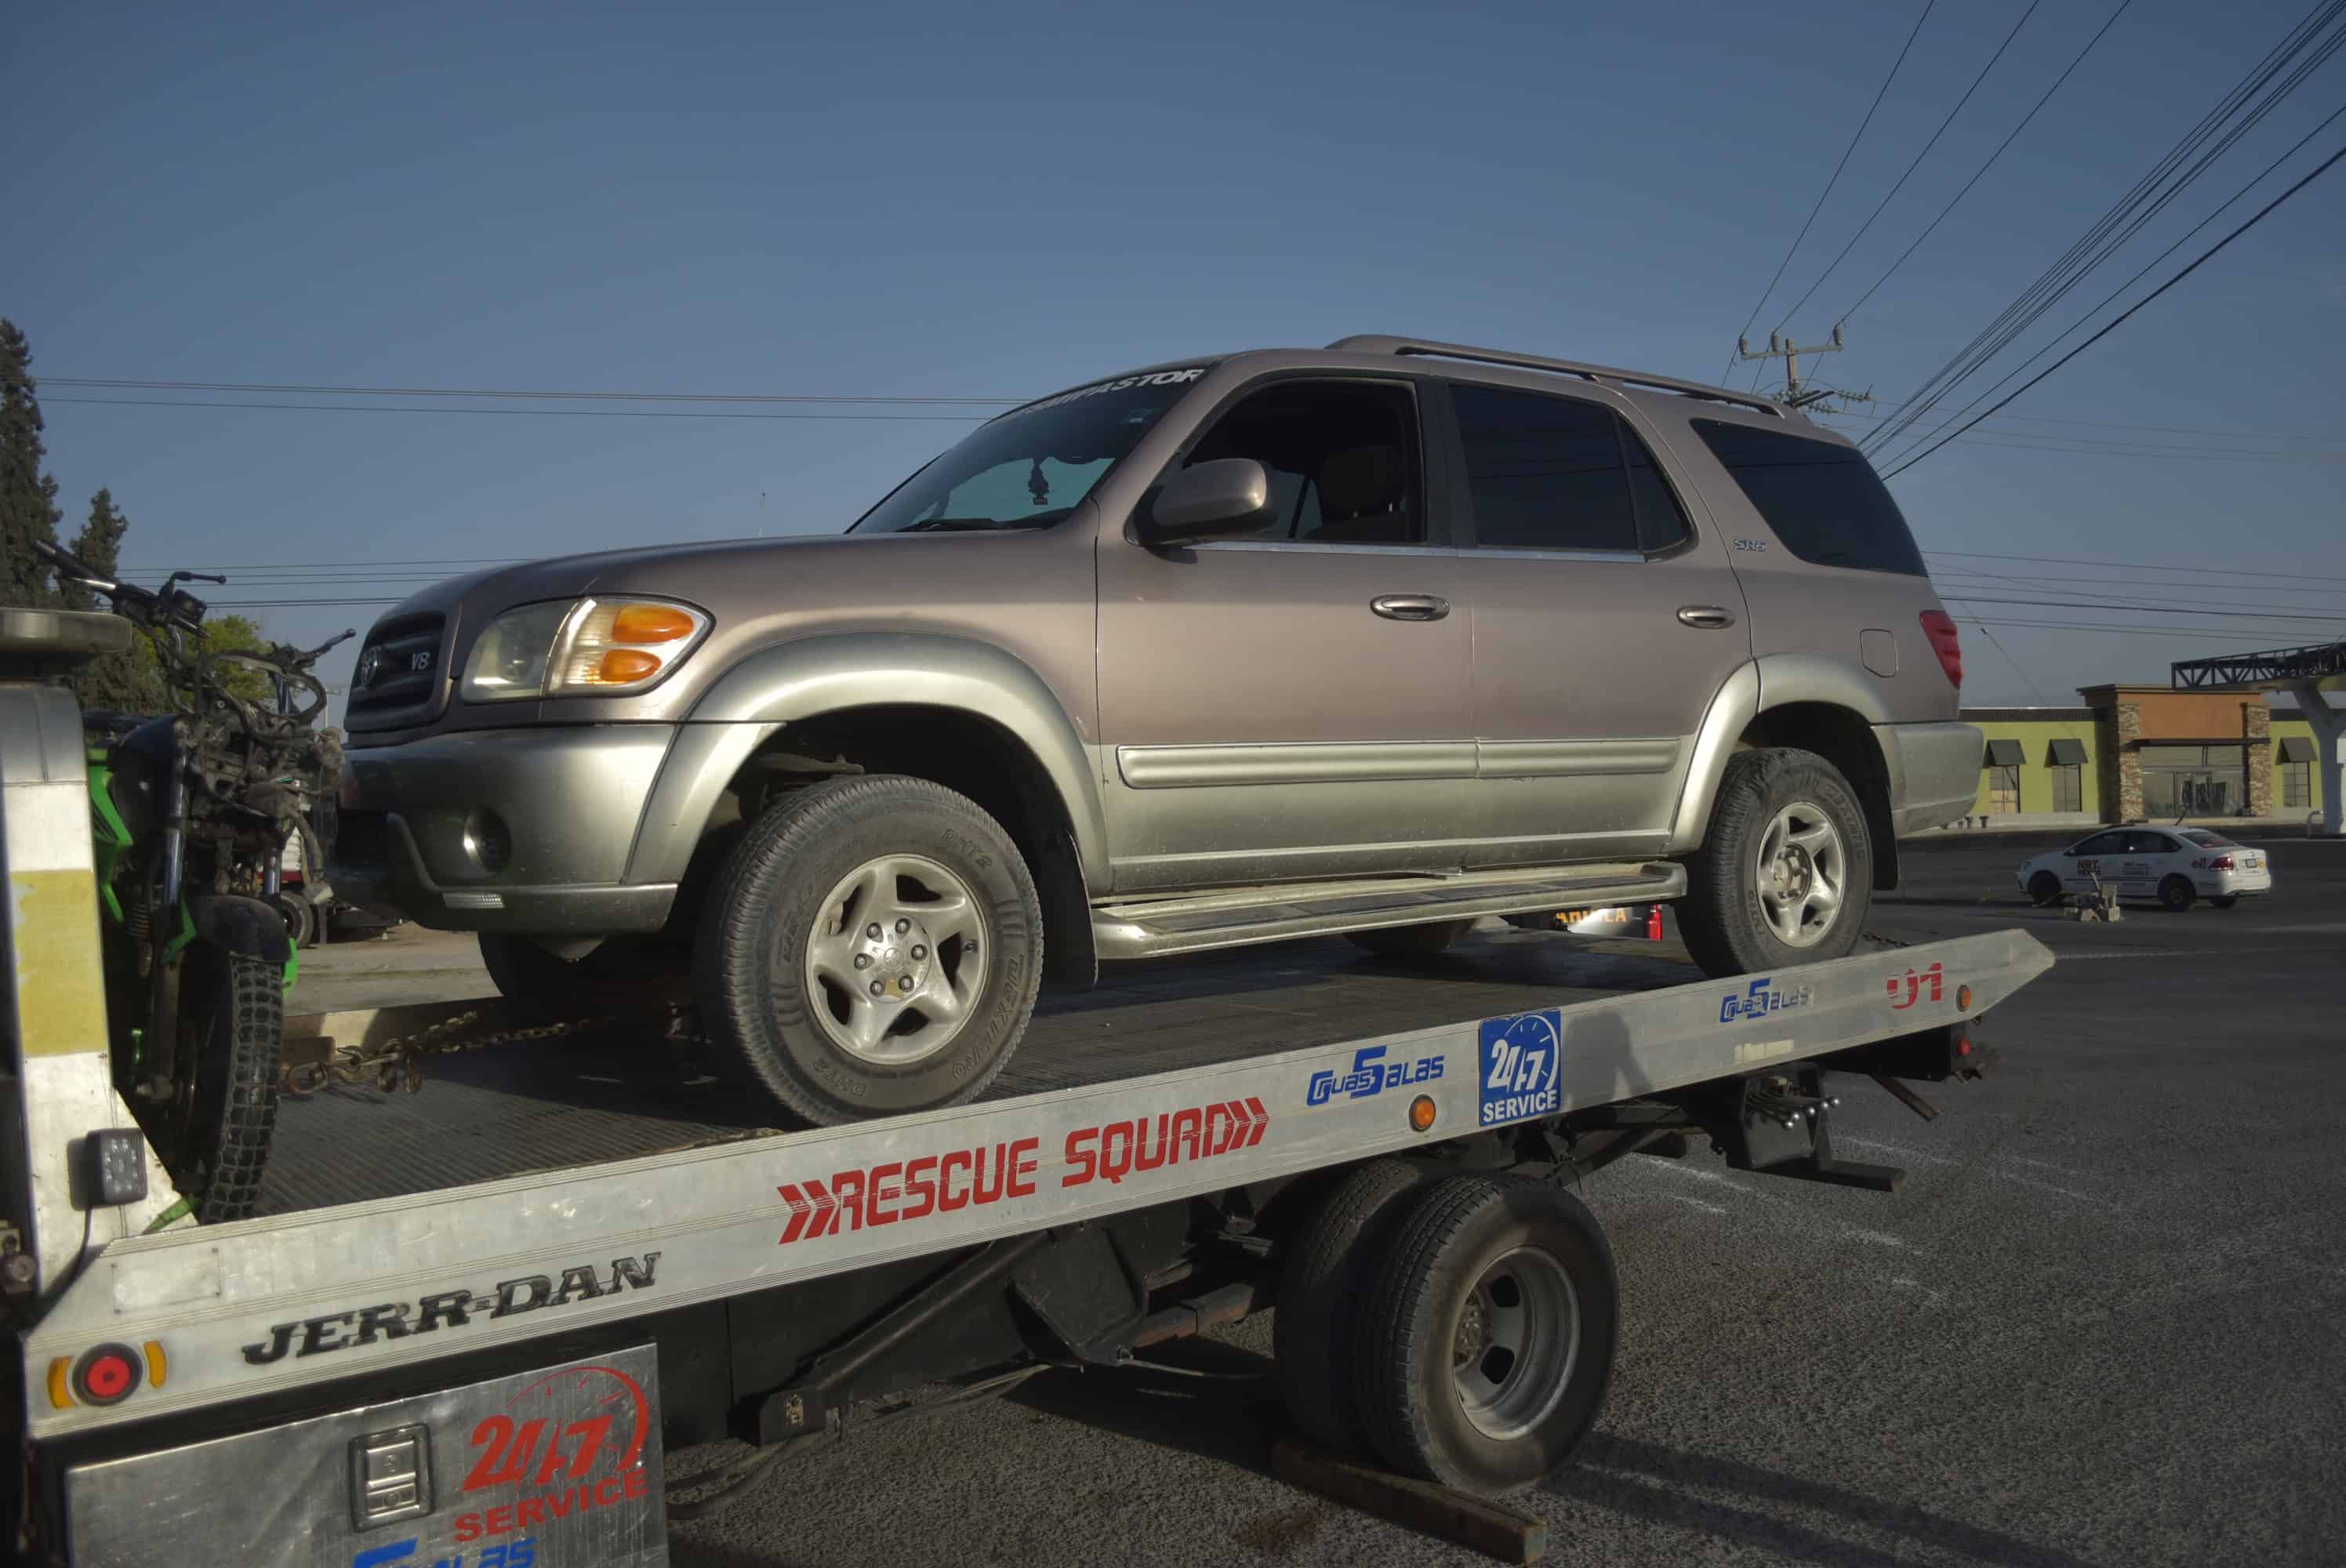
[1919,611,1963,689]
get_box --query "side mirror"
[1134,459,1276,547]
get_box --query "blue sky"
[11,0,2344,706]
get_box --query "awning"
[2278,735,2315,763]
[1983,739,2025,767]
[2046,738,2087,766]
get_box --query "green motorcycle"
[35,540,344,1223]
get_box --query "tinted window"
[1182,380,1423,544]
[2133,833,2181,854]
[1451,386,1636,551]
[2073,833,2128,855]
[1624,426,1691,552]
[2179,829,2236,848]
[853,366,1208,533]
[1690,419,1927,575]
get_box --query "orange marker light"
[597,648,663,684]
[1409,1094,1437,1133]
[46,1358,72,1410]
[1956,985,1973,1011]
[611,604,697,644]
[144,1340,168,1388]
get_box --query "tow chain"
[281,1010,622,1098]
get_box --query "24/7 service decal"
[1478,1011,1562,1127]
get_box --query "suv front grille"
[346,612,449,731]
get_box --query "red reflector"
[1955,1037,1973,1058]
[1919,611,1963,689]
[72,1345,140,1406]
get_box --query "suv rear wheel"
[1676,748,1872,978]
[695,775,1043,1127]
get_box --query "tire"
[2210,895,2239,909]
[695,775,1043,1126]
[1346,919,1475,960]
[272,890,316,949]
[2027,872,2063,909]
[158,948,283,1223]
[1675,748,1872,978]
[1276,1159,1430,1454]
[1353,1175,1618,1495]
[2159,875,2195,913]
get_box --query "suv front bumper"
[332,724,681,934]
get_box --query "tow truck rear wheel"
[696,775,1043,1127]
[1353,1175,1618,1496]
[1276,1158,1430,1453]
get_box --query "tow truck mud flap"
[65,1343,665,1568]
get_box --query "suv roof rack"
[1327,335,1792,418]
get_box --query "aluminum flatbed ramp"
[259,930,1715,1214]
[25,928,2050,1440]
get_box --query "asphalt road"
[663,833,2346,1568]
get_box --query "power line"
[1952,616,2343,637]
[1839,0,2134,326]
[1883,139,2346,477]
[1771,0,2046,335]
[1811,405,2346,446]
[1924,549,2346,582]
[1865,0,2346,456]
[34,376,1017,405]
[1931,575,2346,614]
[46,397,988,423]
[1721,0,1937,380]
[1872,94,2346,471]
[1941,593,2346,622]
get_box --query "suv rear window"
[1690,419,1927,575]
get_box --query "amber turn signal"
[611,604,698,644]
[597,648,663,684]
[1409,1094,1437,1133]
[1956,985,1973,1011]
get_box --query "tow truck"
[2,619,2050,1566]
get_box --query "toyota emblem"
[354,648,382,688]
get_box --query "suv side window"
[1687,419,1927,575]
[1181,380,1425,545]
[1449,385,1687,553]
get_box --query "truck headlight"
[459,597,710,702]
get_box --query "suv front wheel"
[1676,748,1872,978]
[695,775,1043,1127]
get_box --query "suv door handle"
[1371,594,1451,622]
[1676,605,1736,629]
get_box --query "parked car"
[332,335,1979,1123]
[2017,826,2272,911]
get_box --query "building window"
[2050,764,2083,814]
[2282,761,2311,809]
[1986,765,2021,815]
[2140,742,2246,818]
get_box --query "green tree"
[1,318,64,608]
[176,612,277,706]
[66,488,172,713]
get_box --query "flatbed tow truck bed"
[4,672,2054,1566]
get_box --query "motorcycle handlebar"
[33,538,120,597]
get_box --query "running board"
[1091,862,1687,961]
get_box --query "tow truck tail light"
[1919,610,1963,689]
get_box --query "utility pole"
[1736,325,1848,408]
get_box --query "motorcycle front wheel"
[158,946,284,1222]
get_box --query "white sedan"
[2017,827,2272,911]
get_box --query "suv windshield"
[852,367,1210,534]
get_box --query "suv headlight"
[459,597,710,702]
